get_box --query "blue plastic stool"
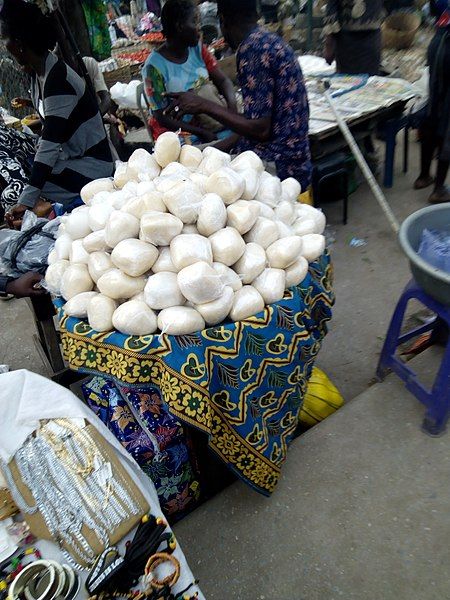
[377,279,450,436]
[381,115,410,189]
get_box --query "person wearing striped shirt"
[0,0,114,225]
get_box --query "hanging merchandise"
[81,0,112,61]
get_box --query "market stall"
[36,140,332,514]
[303,74,417,189]
[306,75,416,138]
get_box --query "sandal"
[413,175,434,190]
[428,185,450,204]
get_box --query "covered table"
[55,252,333,504]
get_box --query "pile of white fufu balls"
[45,132,326,336]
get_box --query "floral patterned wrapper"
[81,377,201,518]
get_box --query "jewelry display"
[85,513,197,600]
[2,420,147,569]
[144,553,180,591]
[85,548,125,596]
[7,560,79,600]
[87,514,176,596]
[0,419,198,600]
[0,546,41,598]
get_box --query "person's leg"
[428,157,450,203]
[414,125,437,189]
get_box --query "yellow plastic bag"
[299,368,344,427]
[299,189,313,206]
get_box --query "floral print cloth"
[82,0,112,61]
[235,27,312,190]
[0,124,36,212]
[81,377,201,519]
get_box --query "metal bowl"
[399,204,450,306]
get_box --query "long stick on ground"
[322,80,400,234]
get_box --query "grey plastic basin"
[399,204,450,306]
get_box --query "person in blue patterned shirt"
[165,0,312,191]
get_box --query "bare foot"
[428,185,450,204]
[414,175,434,190]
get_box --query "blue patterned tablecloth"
[56,251,334,496]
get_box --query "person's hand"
[11,97,31,109]
[199,130,218,143]
[164,91,208,119]
[33,198,52,219]
[6,273,45,298]
[104,113,119,126]
[5,199,52,230]
[324,35,336,65]
[5,203,27,230]
[227,100,238,114]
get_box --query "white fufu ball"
[205,167,245,205]
[105,211,140,248]
[232,243,267,285]
[179,145,203,171]
[229,286,265,322]
[244,217,279,249]
[81,178,114,205]
[140,211,183,246]
[144,272,185,310]
[170,234,213,271]
[163,180,203,224]
[154,132,181,167]
[197,193,227,237]
[89,202,115,232]
[252,268,285,305]
[45,260,69,295]
[111,239,158,277]
[88,251,113,284]
[196,286,234,326]
[121,191,166,219]
[212,262,243,292]
[158,306,205,336]
[61,264,94,300]
[88,294,118,332]
[64,292,98,318]
[301,234,326,262]
[227,201,260,235]
[281,177,301,202]
[209,227,245,266]
[152,247,177,273]
[97,269,146,300]
[112,300,158,336]
[266,236,303,269]
[83,230,110,253]
[65,208,92,240]
[285,256,309,288]
[178,261,224,304]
